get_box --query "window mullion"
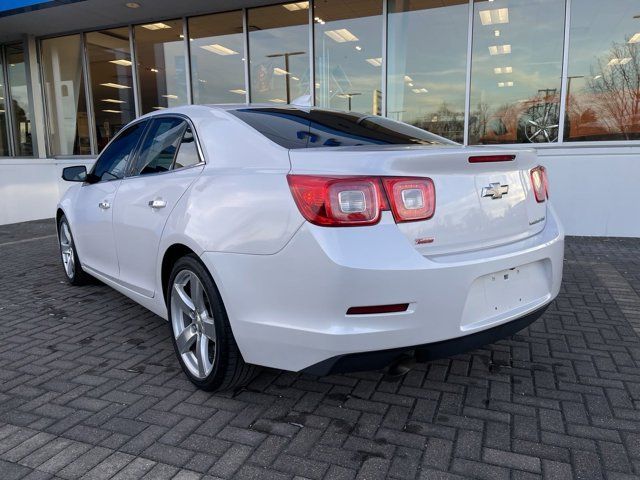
[80,32,97,156]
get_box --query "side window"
[131,117,186,176]
[173,126,201,169]
[91,121,146,181]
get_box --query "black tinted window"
[131,117,186,176]
[229,108,455,149]
[92,121,146,181]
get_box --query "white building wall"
[0,158,94,225]
[1,146,638,237]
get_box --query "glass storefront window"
[469,0,565,145]
[314,0,383,114]
[41,35,91,156]
[387,0,468,142]
[86,28,136,152]
[189,11,245,104]
[6,44,33,156]
[248,3,310,104]
[565,1,640,142]
[0,55,9,156]
[134,19,188,114]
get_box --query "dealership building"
[0,0,638,235]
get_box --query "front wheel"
[58,215,92,286]
[167,255,259,391]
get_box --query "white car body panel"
[71,179,121,278]
[112,164,204,297]
[57,104,565,373]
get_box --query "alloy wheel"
[59,221,75,279]
[170,270,217,379]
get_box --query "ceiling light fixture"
[201,44,238,55]
[102,109,122,113]
[628,32,640,44]
[109,59,132,66]
[269,98,287,103]
[282,1,309,11]
[404,75,413,82]
[493,66,512,74]
[479,8,509,25]
[229,89,246,95]
[324,28,358,43]
[101,82,131,89]
[273,67,289,75]
[141,22,171,30]
[366,57,382,67]
[489,44,511,55]
[125,2,140,8]
[102,99,126,104]
[608,57,632,66]
[162,94,178,99]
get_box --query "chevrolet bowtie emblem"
[482,182,509,199]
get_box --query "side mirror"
[62,165,87,182]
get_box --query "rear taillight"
[287,175,435,227]
[287,175,385,226]
[530,166,549,203]
[381,177,435,223]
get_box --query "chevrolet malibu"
[57,105,564,391]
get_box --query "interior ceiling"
[0,0,281,43]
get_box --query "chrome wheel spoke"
[190,272,206,314]
[176,324,197,354]
[173,283,196,313]
[196,334,206,377]
[62,222,71,244]
[201,317,217,341]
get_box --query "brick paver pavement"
[0,219,639,479]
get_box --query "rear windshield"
[228,107,456,149]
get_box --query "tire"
[58,215,92,286]
[167,254,259,391]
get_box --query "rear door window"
[130,117,187,176]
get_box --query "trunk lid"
[288,145,546,255]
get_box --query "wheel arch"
[161,243,198,304]
[55,208,65,231]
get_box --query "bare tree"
[583,40,640,139]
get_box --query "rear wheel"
[167,255,259,391]
[58,215,92,286]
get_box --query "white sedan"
[57,105,564,391]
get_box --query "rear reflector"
[468,154,515,163]
[346,304,410,315]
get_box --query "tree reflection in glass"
[387,0,468,143]
[469,0,565,145]
[565,0,640,141]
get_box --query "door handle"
[98,201,111,210]
[148,199,167,209]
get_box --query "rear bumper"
[303,303,548,375]
[201,206,564,372]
